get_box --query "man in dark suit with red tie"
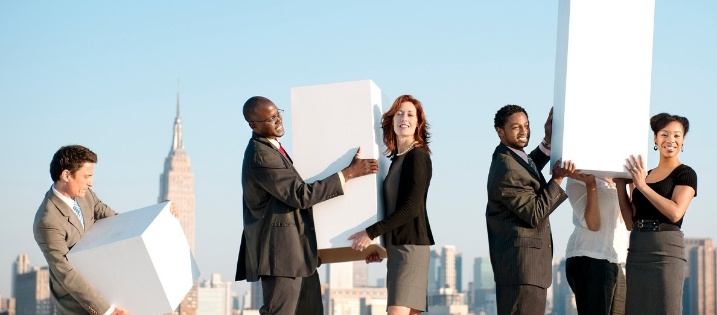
[486,105,574,315]
[235,96,378,315]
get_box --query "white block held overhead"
[67,202,200,315]
[291,79,390,263]
[551,0,654,178]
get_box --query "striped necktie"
[527,156,540,174]
[72,200,85,229]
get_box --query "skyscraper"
[439,245,457,291]
[472,257,496,315]
[12,255,58,315]
[12,254,29,298]
[197,274,232,315]
[159,87,197,315]
[684,237,715,315]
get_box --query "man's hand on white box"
[111,306,130,315]
[341,147,378,181]
[165,200,180,218]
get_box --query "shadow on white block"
[291,79,390,263]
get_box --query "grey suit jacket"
[33,187,117,315]
[235,134,344,282]
[485,143,567,288]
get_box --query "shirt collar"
[506,146,530,164]
[267,138,281,150]
[51,184,76,210]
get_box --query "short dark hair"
[494,105,528,129]
[650,113,690,136]
[50,145,98,182]
[243,96,272,122]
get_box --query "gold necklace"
[396,141,418,156]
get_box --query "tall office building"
[439,245,457,291]
[249,281,262,310]
[684,238,715,315]
[428,250,441,293]
[0,293,15,315]
[550,259,576,315]
[159,88,197,315]
[13,264,57,315]
[197,274,232,315]
[12,255,29,298]
[472,257,496,315]
[352,261,368,288]
[455,253,463,292]
[328,262,354,289]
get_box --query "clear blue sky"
[1,1,715,298]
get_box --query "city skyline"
[1,1,715,300]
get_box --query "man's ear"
[496,127,504,139]
[62,170,71,182]
[248,122,256,130]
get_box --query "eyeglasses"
[250,109,284,124]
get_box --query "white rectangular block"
[291,79,390,263]
[551,0,654,178]
[67,202,200,314]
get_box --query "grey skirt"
[386,244,430,311]
[625,230,685,315]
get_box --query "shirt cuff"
[337,171,346,188]
[539,143,551,156]
[103,305,115,315]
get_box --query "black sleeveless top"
[632,164,697,227]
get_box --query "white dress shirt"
[564,177,628,264]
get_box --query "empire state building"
[159,88,197,314]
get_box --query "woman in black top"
[619,113,697,315]
[349,94,434,315]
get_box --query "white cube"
[67,202,200,314]
[290,79,390,263]
[551,0,654,178]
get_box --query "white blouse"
[564,177,628,264]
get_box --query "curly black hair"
[494,104,528,129]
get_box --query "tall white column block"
[551,0,654,178]
[290,79,390,263]
[67,202,200,314]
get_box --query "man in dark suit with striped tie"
[486,105,574,315]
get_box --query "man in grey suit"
[235,96,378,315]
[486,105,574,315]
[33,145,130,315]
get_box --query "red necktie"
[279,144,287,157]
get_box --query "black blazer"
[236,134,344,282]
[366,147,434,245]
[485,143,567,288]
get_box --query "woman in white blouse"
[564,173,632,315]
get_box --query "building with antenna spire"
[159,84,198,315]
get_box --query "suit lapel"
[499,144,542,181]
[253,134,294,165]
[48,190,85,234]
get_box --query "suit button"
[549,244,552,248]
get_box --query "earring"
[681,145,684,152]
[653,144,658,151]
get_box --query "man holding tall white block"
[235,96,378,315]
[550,0,654,177]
